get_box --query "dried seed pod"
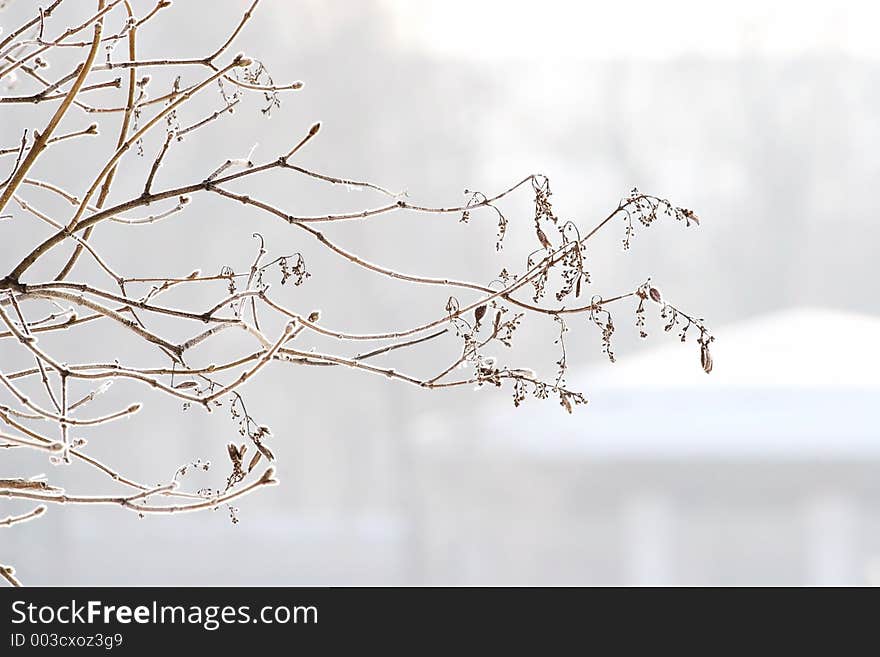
[226,443,239,463]
[253,440,275,462]
[682,208,700,225]
[536,227,552,250]
[700,342,713,374]
[649,287,662,304]
[560,394,572,414]
[474,304,487,325]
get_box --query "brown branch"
[0,467,278,514]
[0,77,121,103]
[0,0,121,82]
[0,505,46,528]
[0,131,27,187]
[0,6,106,216]
[0,0,65,54]
[56,4,139,282]
[0,125,97,156]
[0,564,22,587]
[355,329,449,361]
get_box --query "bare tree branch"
[0,1,712,586]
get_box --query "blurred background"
[1,0,879,585]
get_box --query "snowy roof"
[479,308,880,459]
[582,306,880,388]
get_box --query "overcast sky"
[381,0,879,60]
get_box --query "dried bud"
[307,310,320,323]
[233,53,253,68]
[474,305,487,325]
[259,467,278,485]
[649,287,662,304]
